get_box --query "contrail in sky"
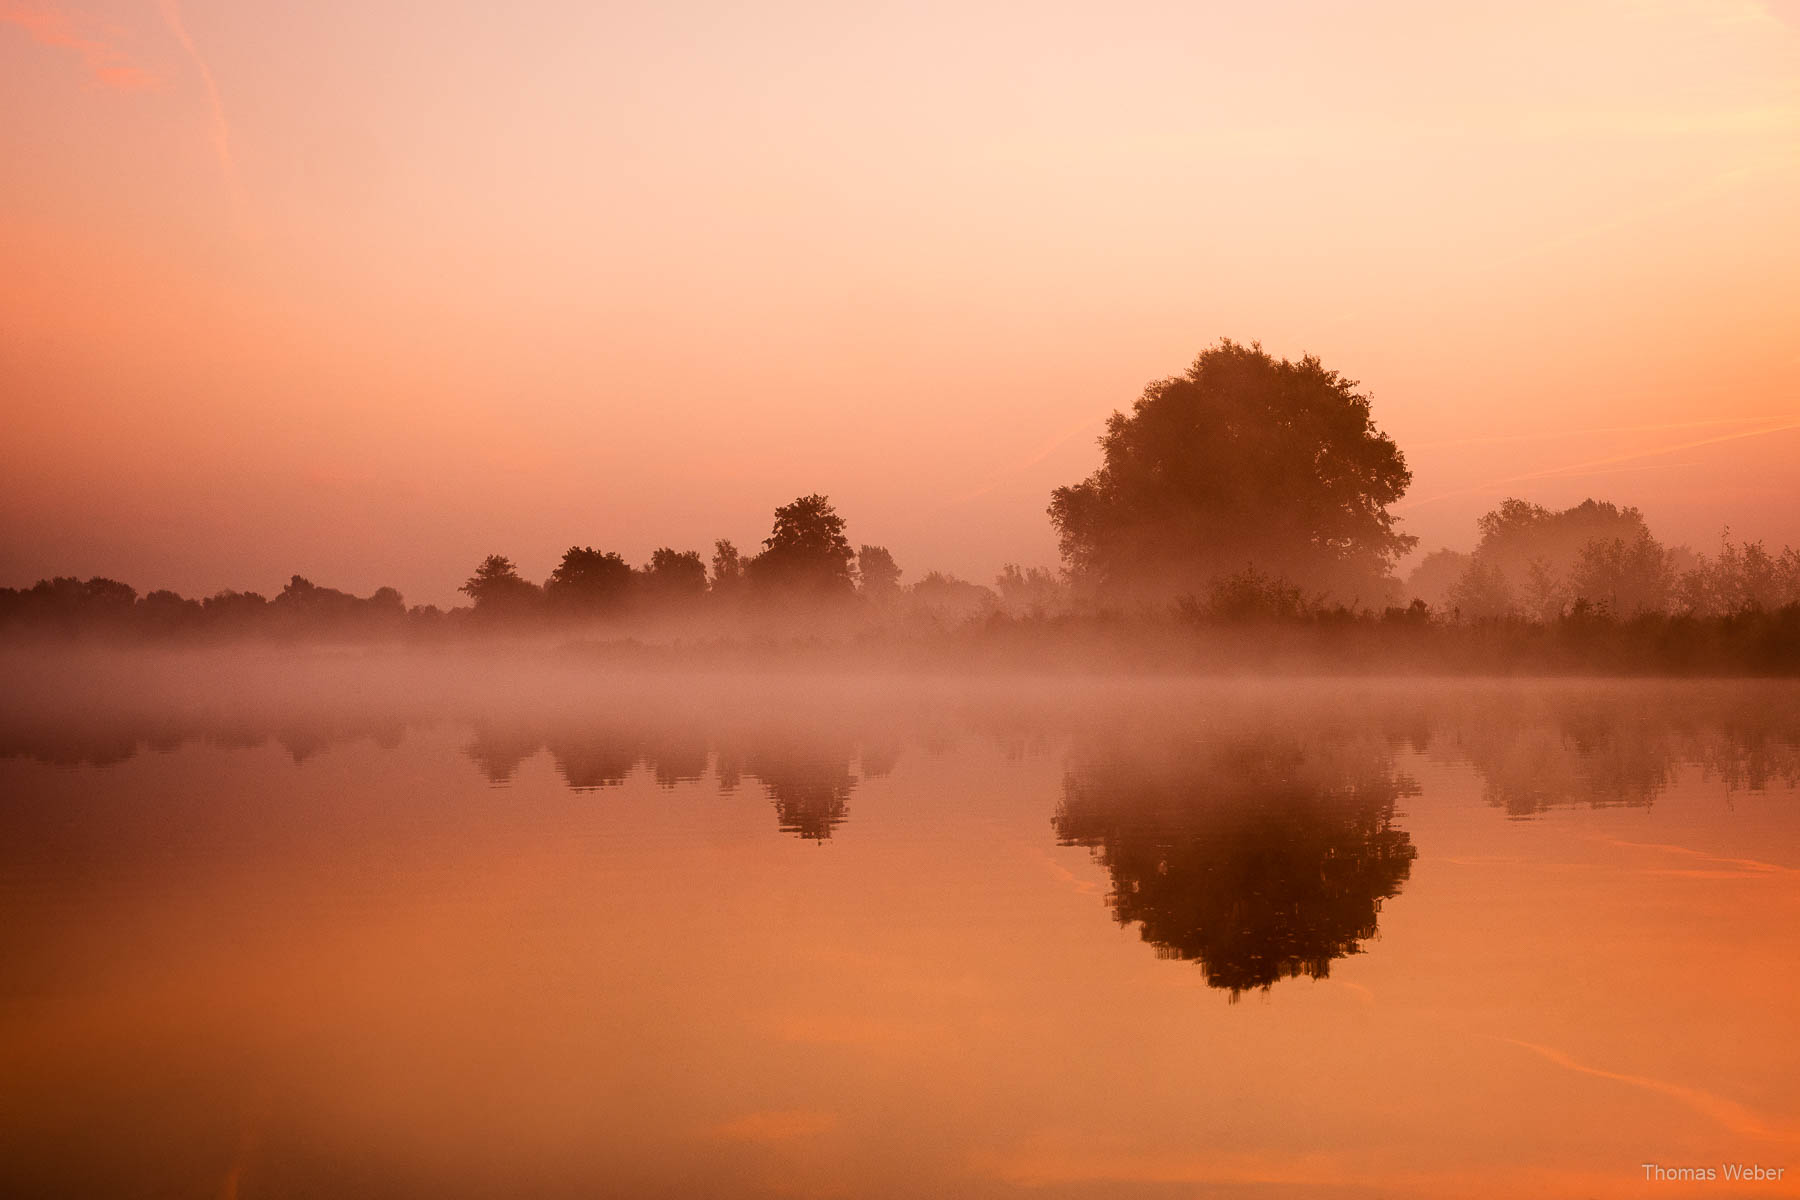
[157,0,249,235]
[1398,418,1800,511]
[1406,415,1781,451]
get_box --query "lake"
[2,654,1797,1198]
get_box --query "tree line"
[3,340,1797,658]
[0,492,1059,636]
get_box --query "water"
[2,659,1797,1198]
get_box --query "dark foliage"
[1050,340,1415,604]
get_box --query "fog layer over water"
[3,651,1798,1198]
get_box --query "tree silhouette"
[1675,533,1800,616]
[545,546,633,614]
[273,575,406,628]
[994,564,1061,615]
[748,494,856,597]
[711,539,745,593]
[1571,529,1673,617]
[1448,559,1513,621]
[1049,340,1415,603]
[1403,549,1471,611]
[856,545,902,603]
[909,571,996,623]
[1458,498,1658,620]
[641,547,707,603]
[460,554,540,614]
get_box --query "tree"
[201,589,269,629]
[545,547,632,614]
[1403,549,1470,610]
[1686,533,1800,615]
[856,545,902,603]
[139,589,202,632]
[908,571,997,623]
[461,554,540,613]
[1466,498,1652,616]
[995,564,1061,615]
[1570,530,1673,617]
[711,539,744,593]
[1448,559,1513,621]
[1048,340,1415,603]
[641,547,707,603]
[747,494,855,597]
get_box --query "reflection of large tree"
[1055,736,1417,996]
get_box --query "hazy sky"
[3,0,1797,605]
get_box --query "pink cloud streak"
[1,1,154,89]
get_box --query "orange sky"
[3,0,1797,605]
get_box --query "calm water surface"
[2,659,1798,1198]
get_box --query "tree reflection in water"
[1055,733,1418,997]
[464,718,860,840]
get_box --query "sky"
[2,0,1797,606]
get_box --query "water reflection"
[1429,688,1800,816]
[1056,733,1418,996]
[4,670,1800,1199]
[742,746,857,840]
[460,718,865,838]
[5,682,1799,835]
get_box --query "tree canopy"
[747,494,855,597]
[460,554,539,613]
[641,547,707,601]
[545,547,633,613]
[1049,340,1415,602]
[856,545,902,602]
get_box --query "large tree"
[1049,340,1415,602]
[748,494,856,597]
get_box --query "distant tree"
[1570,529,1673,617]
[856,545,902,603]
[460,554,541,614]
[1448,559,1514,621]
[995,564,1062,616]
[641,547,707,603]
[1403,549,1470,610]
[201,590,269,627]
[139,589,202,632]
[369,586,405,613]
[1674,531,1800,616]
[269,575,406,627]
[82,577,139,612]
[275,575,355,622]
[747,494,856,597]
[1049,340,1415,603]
[545,546,633,614]
[711,539,745,593]
[908,572,997,624]
[1465,498,1654,617]
[1520,556,1568,623]
[16,576,139,628]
